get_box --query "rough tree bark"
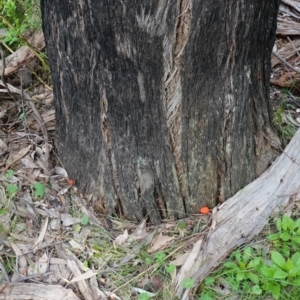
[41,0,280,224]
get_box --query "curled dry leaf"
[54,166,68,178]
[130,218,148,240]
[147,233,175,253]
[114,229,129,246]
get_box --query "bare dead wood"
[281,0,300,14]
[175,128,300,299]
[277,18,300,35]
[0,283,80,300]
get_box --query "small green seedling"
[6,183,18,199]
[31,182,45,198]
[182,277,194,289]
[81,215,89,225]
[154,252,166,265]
[166,263,176,274]
[5,170,14,179]
[138,293,150,300]
[268,215,300,251]
[145,257,152,265]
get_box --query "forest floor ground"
[1,4,300,300]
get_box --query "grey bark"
[41,0,280,224]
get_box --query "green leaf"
[289,265,300,277]
[166,263,176,274]
[281,246,290,257]
[138,293,150,300]
[223,261,239,270]
[292,252,300,266]
[285,258,294,271]
[73,224,81,233]
[0,208,6,215]
[204,276,215,285]
[236,271,244,281]
[234,251,242,264]
[280,231,291,241]
[271,284,281,300]
[239,261,246,270]
[19,112,25,120]
[81,215,89,225]
[282,215,291,231]
[200,292,213,300]
[260,266,274,278]
[31,182,45,198]
[182,277,194,289]
[154,252,166,264]
[242,247,252,264]
[145,257,152,265]
[5,170,14,179]
[291,236,300,244]
[273,269,288,279]
[276,218,282,231]
[294,218,300,229]
[271,251,286,270]
[247,272,260,284]
[83,260,88,268]
[292,277,300,285]
[251,285,262,295]
[267,233,280,241]
[247,257,261,268]
[284,215,295,231]
[6,184,18,198]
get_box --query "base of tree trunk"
[175,128,300,299]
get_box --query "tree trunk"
[41,0,280,224]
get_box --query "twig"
[272,51,300,74]
[16,272,53,282]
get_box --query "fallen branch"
[175,128,300,299]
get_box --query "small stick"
[272,51,300,74]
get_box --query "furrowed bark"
[42,0,280,223]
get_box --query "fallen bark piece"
[0,283,80,300]
[175,128,300,299]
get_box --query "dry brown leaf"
[171,250,192,266]
[68,269,98,284]
[175,239,203,290]
[21,155,39,169]
[147,233,175,253]
[66,259,94,300]
[130,218,148,240]
[5,145,31,170]
[60,213,81,226]
[32,217,49,249]
[11,242,28,269]
[54,166,68,178]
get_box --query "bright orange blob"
[199,206,210,214]
[68,179,75,185]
